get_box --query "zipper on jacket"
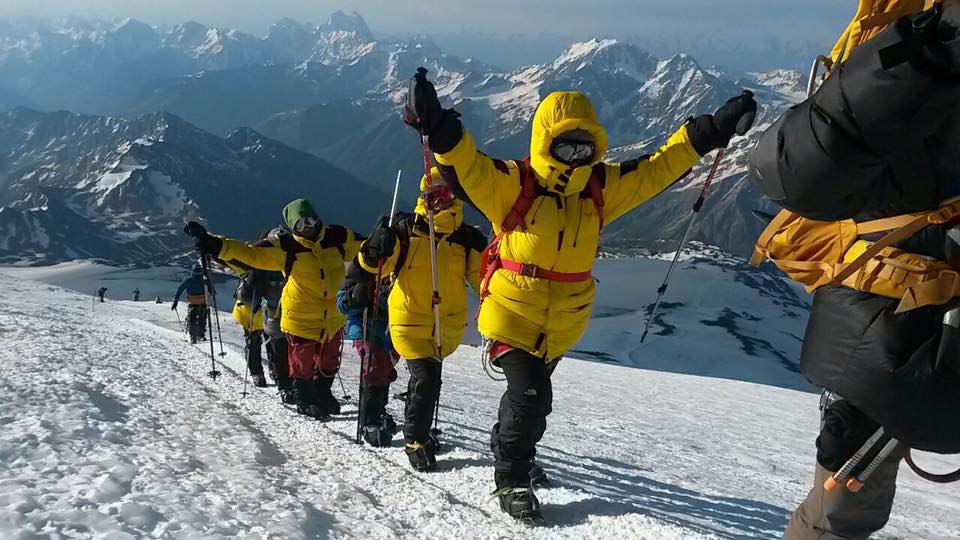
[573,198,584,248]
[556,197,565,250]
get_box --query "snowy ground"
[2,271,960,539]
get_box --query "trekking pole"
[432,360,443,439]
[419,136,446,438]
[210,276,227,358]
[356,308,370,444]
[174,305,188,341]
[356,169,403,444]
[336,371,351,401]
[824,427,887,492]
[640,149,724,343]
[846,438,901,492]
[198,253,222,379]
[240,285,257,399]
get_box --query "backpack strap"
[749,209,798,267]
[319,224,350,259]
[501,158,541,233]
[445,223,488,253]
[584,163,606,230]
[276,232,310,278]
[833,197,960,285]
[391,214,415,280]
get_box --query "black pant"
[404,358,442,443]
[244,329,264,376]
[265,334,290,389]
[187,304,207,339]
[490,349,559,486]
[360,385,390,426]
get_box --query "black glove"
[404,67,445,135]
[816,399,880,472]
[687,90,757,156]
[170,301,178,311]
[184,221,222,255]
[402,68,463,152]
[349,279,373,309]
[362,216,397,262]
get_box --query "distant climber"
[171,265,208,344]
[133,288,140,301]
[96,287,107,303]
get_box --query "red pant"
[354,341,398,387]
[286,331,343,380]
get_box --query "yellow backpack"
[750,199,960,313]
[750,0,959,314]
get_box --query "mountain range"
[0,108,387,264]
[0,11,808,264]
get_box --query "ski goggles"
[423,186,454,212]
[293,215,320,239]
[550,139,596,165]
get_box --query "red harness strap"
[499,259,593,282]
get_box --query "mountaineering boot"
[315,376,341,416]
[252,373,268,388]
[361,385,396,447]
[528,462,551,488]
[363,413,398,448]
[405,438,437,471]
[277,377,295,404]
[292,378,328,420]
[494,472,542,523]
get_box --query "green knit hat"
[282,198,320,232]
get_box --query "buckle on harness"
[517,263,540,278]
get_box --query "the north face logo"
[523,388,538,396]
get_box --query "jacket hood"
[415,168,463,234]
[530,91,608,195]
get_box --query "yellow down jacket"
[434,91,702,360]
[217,226,362,343]
[359,171,484,360]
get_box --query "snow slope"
[3,274,960,538]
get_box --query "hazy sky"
[0,0,853,43]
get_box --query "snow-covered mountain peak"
[750,68,806,104]
[321,10,374,42]
[553,38,619,66]
[111,17,152,34]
